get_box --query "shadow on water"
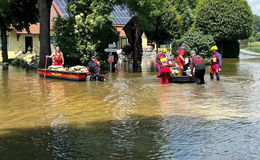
[0,115,163,160]
[1,115,260,160]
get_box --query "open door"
[25,36,33,52]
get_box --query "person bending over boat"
[87,56,105,82]
[176,43,186,74]
[46,46,64,66]
[189,51,206,84]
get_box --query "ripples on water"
[0,54,260,159]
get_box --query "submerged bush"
[178,30,215,58]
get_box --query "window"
[121,37,128,49]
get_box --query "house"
[0,0,67,62]
[0,0,147,62]
[112,5,147,49]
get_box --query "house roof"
[16,2,132,34]
[112,5,133,25]
[16,1,63,34]
[53,0,70,18]
[51,2,133,25]
[15,24,40,34]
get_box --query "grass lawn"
[245,42,260,53]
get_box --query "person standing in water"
[156,48,167,78]
[160,57,171,84]
[210,46,222,81]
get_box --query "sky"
[247,0,260,16]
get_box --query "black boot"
[216,73,220,81]
[210,73,214,80]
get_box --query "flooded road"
[1,53,260,160]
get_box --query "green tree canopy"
[255,32,260,41]
[193,0,253,58]
[194,0,253,41]
[116,0,166,32]
[169,0,198,32]
[113,0,167,71]
[145,2,182,45]
[55,0,118,65]
[53,17,80,66]
[252,14,260,39]
[179,30,215,58]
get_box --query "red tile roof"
[16,1,61,34]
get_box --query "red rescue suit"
[210,53,221,80]
[156,53,165,78]
[160,58,171,84]
[176,48,185,73]
[53,52,63,66]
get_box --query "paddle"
[44,56,48,78]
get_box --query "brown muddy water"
[0,53,260,160]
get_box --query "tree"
[53,17,80,66]
[0,0,9,63]
[170,0,198,32]
[252,14,260,37]
[255,32,260,41]
[53,0,118,67]
[0,0,38,63]
[248,36,256,43]
[145,3,182,46]
[179,30,215,58]
[194,0,253,58]
[38,0,53,68]
[116,0,167,71]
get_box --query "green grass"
[248,42,260,47]
[245,42,260,53]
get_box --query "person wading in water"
[189,51,206,84]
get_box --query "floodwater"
[0,52,260,160]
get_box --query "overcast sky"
[248,0,260,16]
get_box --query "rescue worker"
[189,51,206,84]
[46,46,64,66]
[87,56,105,82]
[176,43,186,74]
[156,48,167,78]
[210,46,221,81]
[160,57,171,84]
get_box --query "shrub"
[12,58,26,67]
[177,30,215,58]
[248,36,256,43]
[194,0,253,58]
[255,32,260,41]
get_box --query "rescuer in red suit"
[176,43,186,74]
